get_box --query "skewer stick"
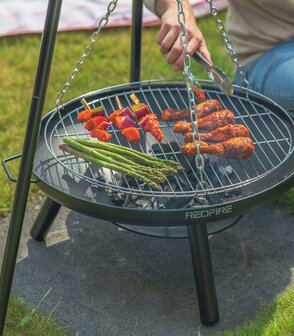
[130,93,140,104]
[81,98,91,110]
[115,96,123,109]
[130,95,173,152]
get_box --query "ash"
[107,142,241,210]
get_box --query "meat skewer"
[77,98,105,122]
[161,99,223,121]
[130,94,164,142]
[184,124,249,143]
[108,97,134,122]
[114,97,140,143]
[181,137,255,159]
[173,110,235,133]
[130,94,151,119]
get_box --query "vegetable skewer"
[77,98,105,122]
[130,94,164,142]
[112,97,141,143]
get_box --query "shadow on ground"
[1,202,293,336]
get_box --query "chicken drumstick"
[173,110,235,133]
[184,124,250,143]
[161,99,223,121]
[181,137,254,159]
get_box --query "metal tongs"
[192,51,234,96]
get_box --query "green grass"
[5,295,68,335]
[220,289,294,336]
[4,289,294,335]
[0,11,293,335]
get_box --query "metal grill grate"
[44,80,294,198]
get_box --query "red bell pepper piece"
[140,114,163,142]
[113,115,136,130]
[149,126,164,142]
[138,114,158,130]
[108,107,133,122]
[84,116,108,131]
[97,121,111,131]
[77,106,105,122]
[121,127,140,143]
[131,103,151,120]
[192,87,206,102]
[77,109,92,122]
[90,129,112,142]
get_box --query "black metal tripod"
[0,1,219,334]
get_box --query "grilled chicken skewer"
[174,110,235,133]
[161,99,223,121]
[181,137,255,159]
[184,124,249,143]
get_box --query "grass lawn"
[221,289,294,336]
[0,11,293,336]
[5,295,68,336]
[4,289,294,335]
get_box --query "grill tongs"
[192,51,234,96]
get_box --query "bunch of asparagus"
[59,137,183,190]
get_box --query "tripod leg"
[0,1,63,334]
[187,223,219,325]
[30,197,61,241]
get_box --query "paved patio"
[0,200,293,336]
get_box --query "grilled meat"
[181,137,254,159]
[161,108,190,122]
[121,127,140,143]
[195,99,223,118]
[184,124,249,143]
[198,110,235,131]
[173,120,193,133]
[90,129,112,142]
[173,110,235,133]
[161,99,223,122]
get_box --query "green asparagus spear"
[63,138,166,184]
[59,143,161,190]
[70,137,182,172]
[93,148,170,177]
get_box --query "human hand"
[156,0,211,71]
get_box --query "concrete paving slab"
[0,201,293,336]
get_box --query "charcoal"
[151,141,180,161]
[107,146,242,210]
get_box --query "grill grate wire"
[44,81,294,198]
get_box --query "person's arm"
[144,0,211,71]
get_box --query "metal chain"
[56,0,119,109]
[205,0,250,89]
[176,0,206,186]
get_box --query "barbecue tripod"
[0,1,221,332]
[2,1,293,335]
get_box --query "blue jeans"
[234,41,294,114]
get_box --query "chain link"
[205,0,250,89]
[177,0,206,187]
[56,0,119,109]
